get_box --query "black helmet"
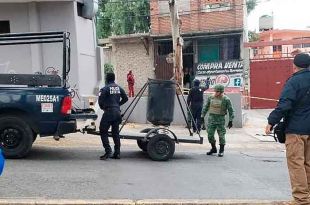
[294,53,310,68]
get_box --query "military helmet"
[214,84,224,92]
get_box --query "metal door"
[154,43,174,80]
[250,59,294,109]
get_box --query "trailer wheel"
[0,115,33,159]
[147,134,175,161]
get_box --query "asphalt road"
[0,110,292,201]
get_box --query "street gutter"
[0,199,290,205]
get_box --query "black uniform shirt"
[187,86,205,108]
[99,82,128,111]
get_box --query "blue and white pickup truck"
[0,32,97,158]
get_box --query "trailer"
[84,79,203,161]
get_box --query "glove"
[227,121,233,129]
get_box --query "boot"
[100,152,112,160]
[218,145,225,157]
[206,143,217,155]
[112,152,120,159]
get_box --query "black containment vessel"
[147,79,176,126]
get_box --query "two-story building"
[151,0,246,90]
[248,29,310,59]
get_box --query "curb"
[0,199,291,205]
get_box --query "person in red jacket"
[127,70,135,97]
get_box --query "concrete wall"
[111,38,155,93]
[0,4,32,73]
[0,1,99,108]
[76,12,99,98]
[120,92,244,128]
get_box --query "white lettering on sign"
[109,87,120,94]
[36,95,60,102]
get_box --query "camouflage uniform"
[202,95,234,144]
[201,84,234,157]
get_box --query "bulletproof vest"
[99,83,122,110]
[209,96,226,115]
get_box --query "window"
[273,45,282,52]
[158,0,190,15]
[183,40,193,54]
[303,43,310,48]
[0,21,10,34]
[293,44,302,49]
[198,36,240,62]
[220,36,240,60]
[201,1,232,13]
[157,41,173,56]
[77,2,83,17]
[253,48,258,57]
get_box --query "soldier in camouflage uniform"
[201,84,234,157]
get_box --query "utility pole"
[169,0,183,86]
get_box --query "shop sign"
[196,60,243,76]
[195,60,244,89]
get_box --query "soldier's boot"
[206,143,217,155]
[218,145,225,157]
[202,124,206,130]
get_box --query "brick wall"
[150,0,244,35]
[111,38,155,94]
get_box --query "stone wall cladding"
[111,40,155,94]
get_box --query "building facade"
[108,34,155,93]
[0,0,100,108]
[247,29,310,59]
[150,0,246,91]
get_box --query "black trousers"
[99,109,122,154]
[191,106,202,132]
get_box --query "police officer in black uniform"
[187,79,205,133]
[99,73,128,160]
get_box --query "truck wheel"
[32,132,37,143]
[0,116,33,159]
[147,134,175,161]
[137,139,148,152]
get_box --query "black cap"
[106,72,115,83]
[193,79,200,86]
[294,53,310,68]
